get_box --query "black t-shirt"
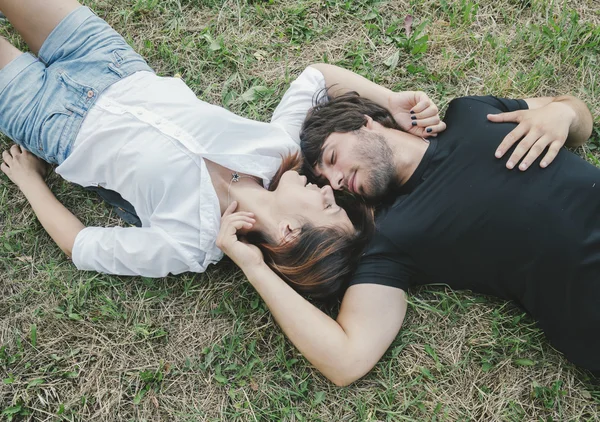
[351,96,600,372]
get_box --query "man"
[217,63,598,386]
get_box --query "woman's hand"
[307,64,445,138]
[1,144,83,257]
[488,101,575,170]
[1,144,50,188]
[388,91,446,138]
[216,202,264,270]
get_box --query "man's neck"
[388,130,431,186]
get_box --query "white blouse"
[55,67,326,277]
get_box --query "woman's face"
[274,170,354,233]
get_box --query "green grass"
[1,0,600,420]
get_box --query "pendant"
[231,172,240,183]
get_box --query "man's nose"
[329,169,344,190]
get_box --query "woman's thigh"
[0,37,23,70]
[0,0,81,55]
[0,6,153,164]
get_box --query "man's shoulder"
[446,95,528,115]
[446,96,497,113]
[373,197,412,231]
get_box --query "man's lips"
[347,171,356,194]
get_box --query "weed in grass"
[437,0,479,28]
[133,363,168,405]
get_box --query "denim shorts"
[0,6,153,164]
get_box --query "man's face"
[314,128,396,201]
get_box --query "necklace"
[227,172,254,207]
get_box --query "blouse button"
[87,90,94,98]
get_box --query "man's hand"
[1,144,50,187]
[216,202,264,270]
[389,91,446,138]
[488,101,576,170]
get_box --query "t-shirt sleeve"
[270,66,326,144]
[349,231,417,292]
[72,226,197,277]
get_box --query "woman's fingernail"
[520,162,528,170]
[426,128,432,133]
[507,161,514,169]
[412,121,417,126]
[495,150,502,158]
[410,110,415,114]
[411,115,417,120]
[541,161,548,168]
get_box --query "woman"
[0,0,442,286]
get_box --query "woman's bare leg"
[0,37,22,69]
[0,0,81,55]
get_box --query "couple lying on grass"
[1,0,597,385]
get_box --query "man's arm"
[488,95,593,170]
[309,63,446,137]
[217,202,407,386]
[2,145,83,256]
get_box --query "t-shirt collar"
[396,138,438,195]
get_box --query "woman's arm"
[216,202,407,386]
[522,96,593,148]
[309,63,446,136]
[309,63,396,107]
[2,145,84,256]
[2,145,193,276]
[244,263,407,386]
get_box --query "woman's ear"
[278,219,301,243]
[363,114,374,129]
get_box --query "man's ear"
[278,219,301,243]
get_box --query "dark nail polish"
[411,116,417,120]
[426,128,432,133]
[412,121,417,126]
[410,110,415,114]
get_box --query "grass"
[1,0,600,420]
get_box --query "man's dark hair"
[300,89,402,179]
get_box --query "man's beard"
[354,130,396,202]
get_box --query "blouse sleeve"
[72,226,199,277]
[270,66,326,144]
